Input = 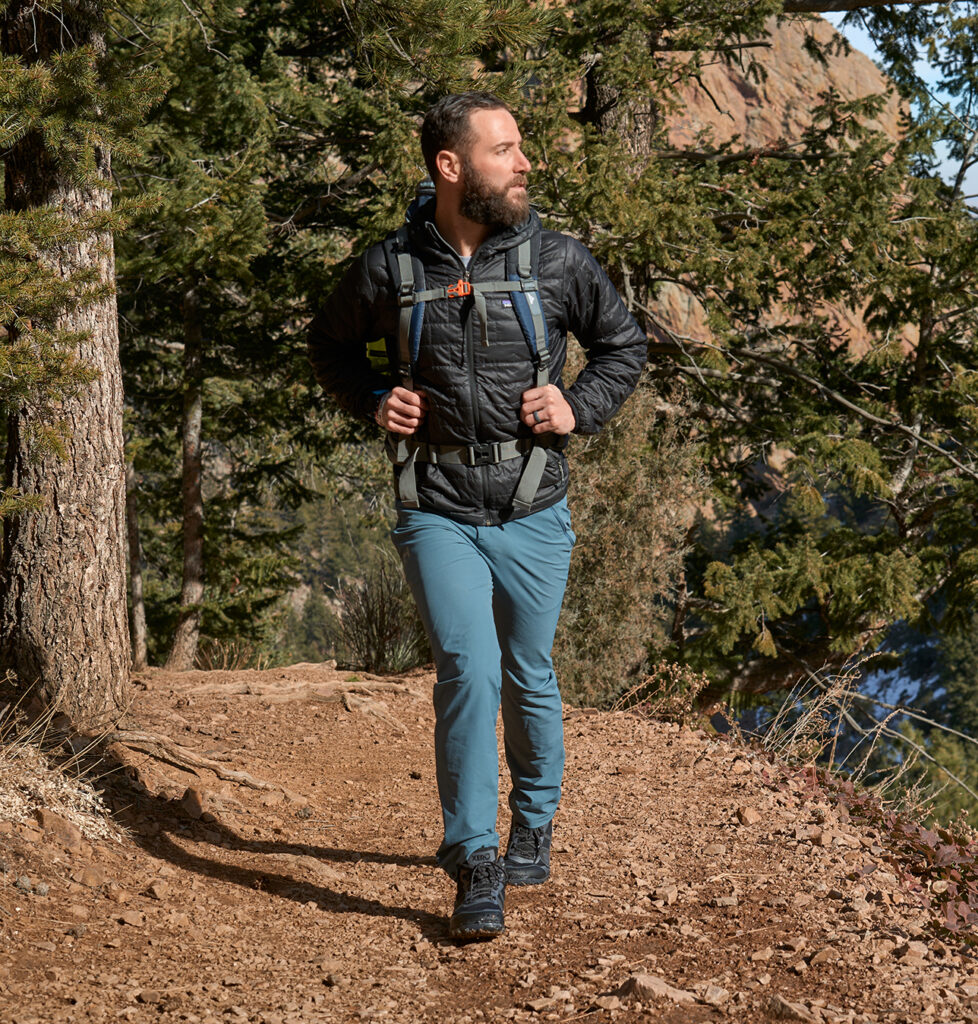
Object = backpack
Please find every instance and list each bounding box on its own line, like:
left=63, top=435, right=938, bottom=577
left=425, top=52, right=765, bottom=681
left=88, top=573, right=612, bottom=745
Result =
left=381, top=183, right=556, bottom=514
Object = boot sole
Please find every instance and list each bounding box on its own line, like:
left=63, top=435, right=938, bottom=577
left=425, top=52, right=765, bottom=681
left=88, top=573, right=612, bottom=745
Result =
left=449, top=919, right=505, bottom=939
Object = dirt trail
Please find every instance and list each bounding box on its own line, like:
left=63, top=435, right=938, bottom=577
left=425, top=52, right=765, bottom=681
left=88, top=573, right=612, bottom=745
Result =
left=1, top=664, right=975, bottom=1024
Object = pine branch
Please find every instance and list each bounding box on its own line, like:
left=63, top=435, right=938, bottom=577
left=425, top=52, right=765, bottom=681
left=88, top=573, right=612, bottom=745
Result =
left=782, top=1, right=937, bottom=11
left=655, top=145, right=820, bottom=165
left=648, top=337, right=978, bottom=486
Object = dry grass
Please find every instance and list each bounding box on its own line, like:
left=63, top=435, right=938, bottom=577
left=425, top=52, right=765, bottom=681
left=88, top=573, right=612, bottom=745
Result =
left=0, top=684, right=121, bottom=843
left=750, top=659, right=944, bottom=821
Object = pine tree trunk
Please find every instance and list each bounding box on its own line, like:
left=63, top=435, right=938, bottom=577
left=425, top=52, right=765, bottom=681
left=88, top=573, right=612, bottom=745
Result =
left=0, top=1, right=132, bottom=729
left=165, top=287, right=205, bottom=671
left=125, top=461, right=149, bottom=672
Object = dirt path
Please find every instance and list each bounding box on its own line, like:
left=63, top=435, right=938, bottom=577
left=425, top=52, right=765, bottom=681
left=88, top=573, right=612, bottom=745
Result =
left=1, top=664, right=975, bottom=1023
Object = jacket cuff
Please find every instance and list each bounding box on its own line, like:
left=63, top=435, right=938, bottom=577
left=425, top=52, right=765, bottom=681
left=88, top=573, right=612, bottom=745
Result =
left=561, top=388, right=593, bottom=434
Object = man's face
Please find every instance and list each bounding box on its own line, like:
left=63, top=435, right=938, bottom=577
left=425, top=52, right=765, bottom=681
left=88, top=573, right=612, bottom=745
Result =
left=457, top=107, right=532, bottom=229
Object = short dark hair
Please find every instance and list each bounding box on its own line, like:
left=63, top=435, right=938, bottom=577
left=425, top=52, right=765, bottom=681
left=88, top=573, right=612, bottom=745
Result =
left=420, top=92, right=510, bottom=181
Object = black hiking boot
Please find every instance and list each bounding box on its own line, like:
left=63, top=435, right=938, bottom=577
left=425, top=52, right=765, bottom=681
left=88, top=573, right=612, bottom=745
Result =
left=449, top=848, right=506, bottom=940
left=502, top=820, right=553, bottom=886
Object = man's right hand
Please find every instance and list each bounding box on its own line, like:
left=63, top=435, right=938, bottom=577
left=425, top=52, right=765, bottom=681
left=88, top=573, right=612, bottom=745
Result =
left=376, top=386, right=428, bottom=435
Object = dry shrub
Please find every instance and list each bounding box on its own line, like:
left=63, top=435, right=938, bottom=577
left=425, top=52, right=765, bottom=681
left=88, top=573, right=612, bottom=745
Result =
left=196, top=637, right=269, bottom=672
left=331, top=556, right=430, bottom=674
left=611, top=661, right=713, bottom=728
left=555, top=374, right=708, bottom=706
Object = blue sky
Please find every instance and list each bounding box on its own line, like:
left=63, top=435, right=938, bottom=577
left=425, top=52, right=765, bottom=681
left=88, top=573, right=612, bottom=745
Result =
left=822, top=11, right=978, bottom=197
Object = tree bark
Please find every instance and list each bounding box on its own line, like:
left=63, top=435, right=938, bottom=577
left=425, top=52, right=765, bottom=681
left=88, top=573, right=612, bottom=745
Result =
left=0, top=1, right=132, bottom=729
left=125, top=461, right=149, bottom=671
left=165, top=287, right=205, bottom=671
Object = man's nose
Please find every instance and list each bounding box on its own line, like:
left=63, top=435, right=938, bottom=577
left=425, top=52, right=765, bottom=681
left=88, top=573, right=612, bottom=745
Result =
left=515, top=148, right=531, bottom=173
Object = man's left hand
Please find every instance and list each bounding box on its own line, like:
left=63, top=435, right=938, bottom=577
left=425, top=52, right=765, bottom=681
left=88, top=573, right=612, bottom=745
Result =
left=520, top=385, right=575, bottom=435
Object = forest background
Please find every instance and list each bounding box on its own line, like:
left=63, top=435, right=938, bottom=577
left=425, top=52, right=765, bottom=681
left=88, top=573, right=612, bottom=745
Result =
left=2, top=1, right=978, bottom=828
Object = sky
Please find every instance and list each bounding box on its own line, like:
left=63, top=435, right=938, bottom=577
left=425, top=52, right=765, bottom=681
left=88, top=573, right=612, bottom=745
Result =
left=822, top=11, right=978, bottom=198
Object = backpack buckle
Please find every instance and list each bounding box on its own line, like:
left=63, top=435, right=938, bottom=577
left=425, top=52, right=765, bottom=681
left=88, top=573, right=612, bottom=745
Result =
left=447, top=279, right=472, bottom=298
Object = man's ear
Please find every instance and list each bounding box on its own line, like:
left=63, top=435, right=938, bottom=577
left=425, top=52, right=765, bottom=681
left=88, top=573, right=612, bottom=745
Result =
left=435, top=149, right=462, bottom=185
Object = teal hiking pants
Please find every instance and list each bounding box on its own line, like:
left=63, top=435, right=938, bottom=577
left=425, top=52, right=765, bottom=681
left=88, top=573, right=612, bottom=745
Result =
left=391, top=498, right=575, bottom=877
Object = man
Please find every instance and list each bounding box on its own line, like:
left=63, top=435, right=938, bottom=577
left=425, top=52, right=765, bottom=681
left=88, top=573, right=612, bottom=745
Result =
left=308, top=92, right=645, bottom=939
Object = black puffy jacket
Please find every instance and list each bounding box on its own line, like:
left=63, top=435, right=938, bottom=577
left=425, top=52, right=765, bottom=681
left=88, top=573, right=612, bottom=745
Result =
left=307, top=202, right=646, bottom=526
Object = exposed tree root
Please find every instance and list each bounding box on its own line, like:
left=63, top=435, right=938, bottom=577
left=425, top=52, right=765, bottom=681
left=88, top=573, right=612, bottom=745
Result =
left=103, top=730, right=299, bottom=799
left=93, top=676, right=419, bottom=804
left=341, top=692, right=406, bottom=733
left=184, top=679, right=419, bottom=703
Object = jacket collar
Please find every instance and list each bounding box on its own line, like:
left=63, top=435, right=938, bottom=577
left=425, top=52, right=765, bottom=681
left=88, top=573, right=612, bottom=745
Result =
left=406, top=196, right=539, bottom=263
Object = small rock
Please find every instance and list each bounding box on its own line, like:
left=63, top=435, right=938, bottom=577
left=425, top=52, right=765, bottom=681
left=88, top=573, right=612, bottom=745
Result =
left=136, top=990, right=162, bottom=1004
left=737, top=806, right=762, bottom=826
left=14, top=875, right=32, bottom=893
left=695, top=984, right=729, bottom=1006
left=146, top=881, right=170, bottom=900
left=766, top=993, right=815, bottom=1021
left=653, top=884, right=679, bottom=905
left=34, top=808, right=83, bottom=852
left=71, top=865, right=109, bottom=888
left=751, top=947, right=774, bottom=962
left=808, top=947, right=838, bottom=965
left=703, top=843, right=726, bottom=856
left=117, top=911, right=146, bottom=927
left=525, top=997, right=555, bottom=1011
left=618, top=973, right=695, bottom=1004
left=715, top=895, right=739, bottom=907
left=593, top=995, right=622, bottom=1010
left=181, top=788, right=206, bottom=819
left=35, top=882, right=49, bottom=897
left=780, top=936, right=807, bottom=953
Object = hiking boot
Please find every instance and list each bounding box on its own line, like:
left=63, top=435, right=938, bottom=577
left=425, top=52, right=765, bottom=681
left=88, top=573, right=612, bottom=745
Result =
left=502, top=819, right=553, bottom=886
left=449, top=848, right=506, bottom=939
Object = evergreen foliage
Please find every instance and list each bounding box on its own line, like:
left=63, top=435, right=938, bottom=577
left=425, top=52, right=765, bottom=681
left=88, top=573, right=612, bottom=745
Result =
left=1, top=11, right=162, bottom=516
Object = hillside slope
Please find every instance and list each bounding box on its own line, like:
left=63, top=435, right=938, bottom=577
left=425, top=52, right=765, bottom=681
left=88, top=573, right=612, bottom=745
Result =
left=1, top=665, right=974, bottom=1024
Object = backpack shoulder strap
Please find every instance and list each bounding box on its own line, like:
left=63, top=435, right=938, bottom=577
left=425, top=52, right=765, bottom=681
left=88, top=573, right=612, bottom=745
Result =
left=507, top=235, right=549, bottom=389
left=506, top=234, right=556, bottom=514
left=385, top=225, right=427, bottom=390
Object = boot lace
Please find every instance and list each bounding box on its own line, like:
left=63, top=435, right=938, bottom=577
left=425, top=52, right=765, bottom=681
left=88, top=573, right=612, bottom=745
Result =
left=467, top=859, right=505, bottom=898
left=508, top=824, right=546, bottom=860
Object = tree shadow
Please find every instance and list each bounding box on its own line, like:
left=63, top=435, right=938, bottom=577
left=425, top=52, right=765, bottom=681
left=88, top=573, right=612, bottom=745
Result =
left=99, top=765, right=450, bottom=942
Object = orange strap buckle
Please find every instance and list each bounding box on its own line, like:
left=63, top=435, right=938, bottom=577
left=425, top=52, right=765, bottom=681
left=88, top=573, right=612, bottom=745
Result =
left=447, top=279, right=472, bottom=298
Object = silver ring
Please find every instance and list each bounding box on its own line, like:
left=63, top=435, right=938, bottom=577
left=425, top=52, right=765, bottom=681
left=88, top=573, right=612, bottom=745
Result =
left=532, top=409, right=541, bottom=424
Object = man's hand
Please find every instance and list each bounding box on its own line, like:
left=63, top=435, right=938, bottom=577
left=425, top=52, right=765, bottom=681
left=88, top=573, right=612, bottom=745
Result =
left=376, top=386, right=428, bottom=435
left=520, top=385, right=575, bottom=435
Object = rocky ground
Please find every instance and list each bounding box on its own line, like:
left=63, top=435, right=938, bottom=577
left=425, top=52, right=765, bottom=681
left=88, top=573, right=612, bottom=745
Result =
left=1, top=663, right=976, bottom=1023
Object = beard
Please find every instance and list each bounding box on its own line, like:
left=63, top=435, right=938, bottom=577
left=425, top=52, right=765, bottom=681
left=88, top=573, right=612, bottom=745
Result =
left=459, top=159, right=530, bottom=229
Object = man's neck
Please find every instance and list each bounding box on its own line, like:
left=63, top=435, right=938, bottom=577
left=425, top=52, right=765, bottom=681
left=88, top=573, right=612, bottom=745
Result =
left=433, top=201, right=490, bottom=261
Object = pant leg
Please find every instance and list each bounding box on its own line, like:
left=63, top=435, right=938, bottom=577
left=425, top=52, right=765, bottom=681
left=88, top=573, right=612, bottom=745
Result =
left=481, top=499, right=575, bottom=828
left=391, top=508, right=502, bottom=877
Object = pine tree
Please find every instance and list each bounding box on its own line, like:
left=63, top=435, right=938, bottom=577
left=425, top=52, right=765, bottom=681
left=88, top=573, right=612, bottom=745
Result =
left=0, top=1, right=160, bottom=726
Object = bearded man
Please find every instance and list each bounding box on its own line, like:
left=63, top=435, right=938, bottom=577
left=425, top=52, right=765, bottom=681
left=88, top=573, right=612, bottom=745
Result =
left=308, top=92, right=645, bottom=939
